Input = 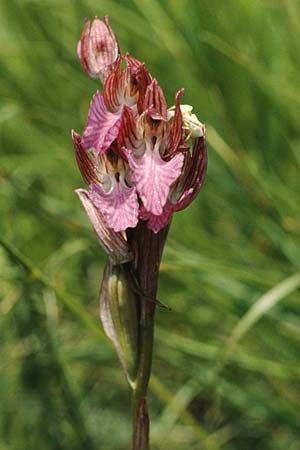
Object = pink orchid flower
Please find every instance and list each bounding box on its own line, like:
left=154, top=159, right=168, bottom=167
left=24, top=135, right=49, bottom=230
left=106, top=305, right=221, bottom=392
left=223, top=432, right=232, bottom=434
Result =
left=73, top=131, right=139, bottom=234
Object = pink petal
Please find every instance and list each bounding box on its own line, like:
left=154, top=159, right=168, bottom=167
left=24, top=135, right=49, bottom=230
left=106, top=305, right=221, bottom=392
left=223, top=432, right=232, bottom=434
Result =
left=90, top=181, right=139, bottom=232
left=82, top=91, right=122, bottom=155
left=126, top=147, right=184, bottom=216
left=75, top=189, right=132, bottom=264
left=139, top=202, right=174, bottom=234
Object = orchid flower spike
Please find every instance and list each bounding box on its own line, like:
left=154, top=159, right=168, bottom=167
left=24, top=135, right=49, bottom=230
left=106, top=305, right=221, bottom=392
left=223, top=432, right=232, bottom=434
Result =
left=74, top=16, right=207, bottom=236
left=72, top=17, right=208, bottom=449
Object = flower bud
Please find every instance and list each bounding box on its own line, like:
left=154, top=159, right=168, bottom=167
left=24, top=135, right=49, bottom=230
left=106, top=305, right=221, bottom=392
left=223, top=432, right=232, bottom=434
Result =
left=77, top=16, right=119, bottom=82
left=99, top=263, right=139, bottom=383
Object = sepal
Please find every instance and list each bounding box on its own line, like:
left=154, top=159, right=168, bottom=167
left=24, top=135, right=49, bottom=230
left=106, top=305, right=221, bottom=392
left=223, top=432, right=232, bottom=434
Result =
left=72, top=130, right=99, bottom=185
left=172, top=136, right=208, bottom=211
left=99, top=263, right=139, bottom=384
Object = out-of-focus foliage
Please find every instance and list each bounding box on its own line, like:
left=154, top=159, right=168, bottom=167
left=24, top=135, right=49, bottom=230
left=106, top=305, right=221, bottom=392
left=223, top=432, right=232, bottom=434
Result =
left=1, top=1, right=300, bottom=449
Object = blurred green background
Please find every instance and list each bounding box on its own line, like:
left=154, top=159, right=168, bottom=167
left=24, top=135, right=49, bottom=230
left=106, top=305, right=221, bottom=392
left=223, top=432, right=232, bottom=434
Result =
left=1, top=0, right=300, bottom=449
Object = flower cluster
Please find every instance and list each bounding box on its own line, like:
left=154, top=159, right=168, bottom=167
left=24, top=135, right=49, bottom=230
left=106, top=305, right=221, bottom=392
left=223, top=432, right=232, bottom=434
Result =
left=72, top=16, right=207, bottom=243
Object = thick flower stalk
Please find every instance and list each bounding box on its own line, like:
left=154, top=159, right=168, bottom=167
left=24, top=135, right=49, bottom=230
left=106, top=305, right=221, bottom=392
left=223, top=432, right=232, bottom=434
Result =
left=73, top=15, right=207, bottom=450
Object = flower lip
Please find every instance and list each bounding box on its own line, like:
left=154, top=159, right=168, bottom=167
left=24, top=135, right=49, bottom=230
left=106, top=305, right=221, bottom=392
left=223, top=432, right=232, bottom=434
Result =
left=90, top=174, right=139, bottom=232
left=124, top=144, right=184, bottom=216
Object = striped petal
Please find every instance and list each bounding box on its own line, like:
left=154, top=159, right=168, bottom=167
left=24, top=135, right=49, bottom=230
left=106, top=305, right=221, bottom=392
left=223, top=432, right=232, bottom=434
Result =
left=173, top=136, right=208, bottom=211
left=90, top=181, right=139, bottom=232
left=167, top=88, right=184, bottom=157
left=72, top=130, right=99, bottom=185
left=125, top=146, right=184, bottom=216
left=125, top=54, right=152, bottom=114
left=143, top=80, right=167, bottom=119
left=117, top=106, right=145, bottom=155
left=104, top=57, right=138, bottom=112
left=82, top=91, right=122, bottom=155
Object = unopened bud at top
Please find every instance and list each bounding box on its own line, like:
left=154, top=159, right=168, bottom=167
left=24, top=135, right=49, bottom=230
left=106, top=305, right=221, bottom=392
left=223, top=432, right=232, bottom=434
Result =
left=77, top=16, right=119, bottom=82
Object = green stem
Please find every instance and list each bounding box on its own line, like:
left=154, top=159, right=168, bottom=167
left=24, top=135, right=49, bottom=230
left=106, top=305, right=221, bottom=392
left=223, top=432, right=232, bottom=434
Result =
left=132, top=318, right=154, bottom=414
left=131, top=316, right=153, bottom=450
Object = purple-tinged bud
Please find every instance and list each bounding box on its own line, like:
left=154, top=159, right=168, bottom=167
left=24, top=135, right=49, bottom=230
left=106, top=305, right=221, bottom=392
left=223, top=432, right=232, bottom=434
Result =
left=77, top=16, right=119, bottom=82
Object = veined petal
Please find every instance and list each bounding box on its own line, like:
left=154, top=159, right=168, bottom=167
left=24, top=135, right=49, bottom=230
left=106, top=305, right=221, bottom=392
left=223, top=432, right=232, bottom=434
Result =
left=104, top=56, right=137, bottom=112
left=82, top=91, right=122, bottom=155
left=143, top=79, right=168, bottom=119
left=125, top=145, right=184, bottom=216
left=117, top=106, right=145, bottom=155
left=139, top=202, right=173, bottom=234
left=125, top=53, right=152, bottom=114
left=173, top=136, right=208, bottom=211
left=167, top=88, right=184, bottom=158
left=75, top=189, right=132, bottom=264
left=72, top=130, right=99, bottom=184
left=90, top=180, right=139, bottom=232
left=104, top=55, right=122, bottom=111
left=124, top=53, right=144, bottom=70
